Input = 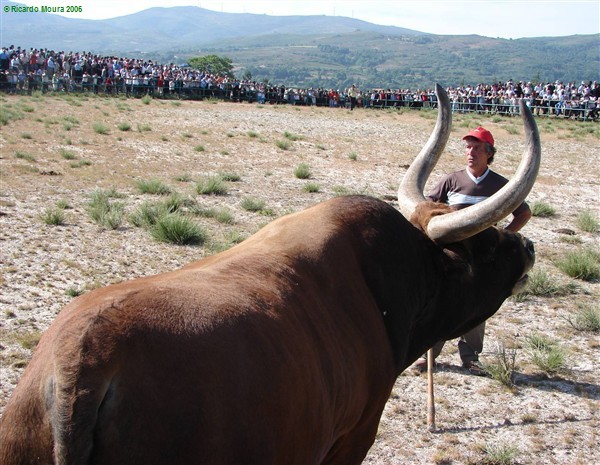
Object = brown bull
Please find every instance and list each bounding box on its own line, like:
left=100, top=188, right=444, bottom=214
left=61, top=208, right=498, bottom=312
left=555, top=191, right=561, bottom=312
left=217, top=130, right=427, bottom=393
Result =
left=0, top=85, right=540, bottom=465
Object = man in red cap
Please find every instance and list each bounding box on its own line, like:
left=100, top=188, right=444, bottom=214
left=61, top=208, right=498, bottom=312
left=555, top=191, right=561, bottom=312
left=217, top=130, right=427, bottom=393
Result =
left=411, top=126, right=532, bottom=375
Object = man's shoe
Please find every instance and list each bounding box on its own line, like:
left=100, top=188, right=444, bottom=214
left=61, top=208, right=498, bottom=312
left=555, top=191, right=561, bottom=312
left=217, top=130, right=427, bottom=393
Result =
left=410, top=358, right=434, bottom=374
left=463, top=360, right=488, bottom=376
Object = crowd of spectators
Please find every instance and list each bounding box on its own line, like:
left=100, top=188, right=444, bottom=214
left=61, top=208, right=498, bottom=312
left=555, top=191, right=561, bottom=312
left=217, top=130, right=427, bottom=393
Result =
left=1, top=46, right=598, bottom=120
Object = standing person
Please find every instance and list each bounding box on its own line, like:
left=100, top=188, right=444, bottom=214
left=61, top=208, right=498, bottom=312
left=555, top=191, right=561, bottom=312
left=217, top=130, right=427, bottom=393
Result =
left=29, top=49, right=37, bottom=72
left=347, top=84, right=358, bottom=110
left=0, top=48, right=9, bottom=72
left=411, top=126, right=532, bottom=376
left=46, top=53, right=55, bottom=80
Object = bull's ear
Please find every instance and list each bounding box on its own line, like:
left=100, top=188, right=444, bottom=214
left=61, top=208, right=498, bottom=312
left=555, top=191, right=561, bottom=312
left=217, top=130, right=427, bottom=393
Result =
left=441, top=244, right=473, bottom=276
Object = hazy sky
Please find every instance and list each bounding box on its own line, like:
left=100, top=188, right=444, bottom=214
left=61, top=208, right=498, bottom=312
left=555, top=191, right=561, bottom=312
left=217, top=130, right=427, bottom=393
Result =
left=5, top=0, right=600, bottom=39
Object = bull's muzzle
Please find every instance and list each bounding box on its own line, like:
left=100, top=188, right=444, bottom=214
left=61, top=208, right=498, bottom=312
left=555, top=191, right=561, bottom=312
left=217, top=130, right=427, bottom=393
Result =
left=511, top=236, right=535, bottom=295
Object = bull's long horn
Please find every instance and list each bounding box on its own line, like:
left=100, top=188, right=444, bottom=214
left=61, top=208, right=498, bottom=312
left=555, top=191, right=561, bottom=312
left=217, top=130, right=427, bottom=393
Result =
left=427, top=99, right=541, bottom=244
left=397, top=83, right=452, bottom=218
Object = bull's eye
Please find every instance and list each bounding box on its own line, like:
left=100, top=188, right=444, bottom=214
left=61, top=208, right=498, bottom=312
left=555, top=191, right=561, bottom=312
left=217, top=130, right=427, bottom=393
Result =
left=526, top=240, right=535, bottom=258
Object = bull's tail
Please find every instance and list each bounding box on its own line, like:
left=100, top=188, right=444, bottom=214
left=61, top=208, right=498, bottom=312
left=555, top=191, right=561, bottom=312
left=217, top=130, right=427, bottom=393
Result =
left=48, top=369, right=114, bottom=465
left=0, top=338, right=115, bottom=465
left=0, top=367, right=111, bottom=465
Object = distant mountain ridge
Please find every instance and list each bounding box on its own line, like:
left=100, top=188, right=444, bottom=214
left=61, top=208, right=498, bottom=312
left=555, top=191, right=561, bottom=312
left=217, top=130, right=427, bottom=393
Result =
left=1, top=1, right=598, bottom=88
left=1, top=1, right=425, bottom=52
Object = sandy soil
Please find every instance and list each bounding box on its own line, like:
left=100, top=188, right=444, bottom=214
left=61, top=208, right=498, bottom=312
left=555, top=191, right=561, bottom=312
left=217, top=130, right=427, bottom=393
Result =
left=0, top=94, right=598, bottom=464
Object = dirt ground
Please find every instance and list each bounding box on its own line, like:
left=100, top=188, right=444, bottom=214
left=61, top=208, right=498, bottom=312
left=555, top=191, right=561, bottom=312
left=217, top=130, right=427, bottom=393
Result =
left=0, top=93, right=598, bottom=464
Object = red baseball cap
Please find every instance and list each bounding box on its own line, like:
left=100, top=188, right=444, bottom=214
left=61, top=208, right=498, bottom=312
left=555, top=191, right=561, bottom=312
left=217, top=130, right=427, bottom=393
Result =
left=463, top=127, right=494, bottom=147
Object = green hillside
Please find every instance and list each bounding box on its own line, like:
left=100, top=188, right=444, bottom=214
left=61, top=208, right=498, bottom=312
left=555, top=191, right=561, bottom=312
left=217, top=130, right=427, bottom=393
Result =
left=177, top=32, right=599, bottom=89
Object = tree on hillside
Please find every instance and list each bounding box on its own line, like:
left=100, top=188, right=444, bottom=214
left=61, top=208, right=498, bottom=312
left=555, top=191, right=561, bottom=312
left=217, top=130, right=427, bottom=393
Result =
left=188, top=55, right=234, bottom=77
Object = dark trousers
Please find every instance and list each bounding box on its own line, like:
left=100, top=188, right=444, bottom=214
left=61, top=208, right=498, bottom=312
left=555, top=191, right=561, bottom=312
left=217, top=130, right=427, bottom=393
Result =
left=424, top=321, right=485, bottom=364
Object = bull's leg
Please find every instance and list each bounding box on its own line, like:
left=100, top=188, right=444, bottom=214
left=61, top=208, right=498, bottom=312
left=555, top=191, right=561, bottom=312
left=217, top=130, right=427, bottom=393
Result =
left=321, top=418, right=381, bottom=465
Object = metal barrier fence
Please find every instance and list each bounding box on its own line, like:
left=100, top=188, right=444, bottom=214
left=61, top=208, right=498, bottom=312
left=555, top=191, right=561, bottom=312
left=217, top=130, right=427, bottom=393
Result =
left=367, top=96, right=598, bottom=121
left=1, top=78, right=597, bottom=121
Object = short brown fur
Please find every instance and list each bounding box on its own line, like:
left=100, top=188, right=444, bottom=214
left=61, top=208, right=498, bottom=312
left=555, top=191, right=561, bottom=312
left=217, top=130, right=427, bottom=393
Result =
left=0, top=195, right=534, bottom=465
